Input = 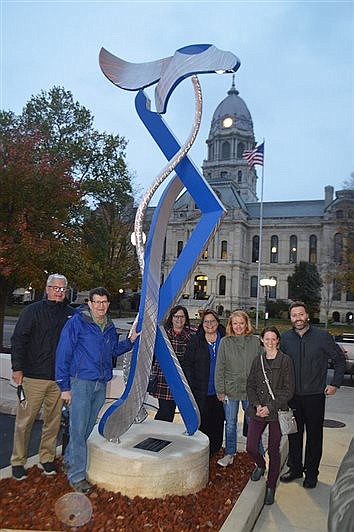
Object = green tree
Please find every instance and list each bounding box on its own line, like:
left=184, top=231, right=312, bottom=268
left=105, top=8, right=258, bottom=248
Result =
left=0, top=121, right=83, bottom=348
left=0, top=87, right=139, bottom=347
left=287, top=261, right=323, bottom=319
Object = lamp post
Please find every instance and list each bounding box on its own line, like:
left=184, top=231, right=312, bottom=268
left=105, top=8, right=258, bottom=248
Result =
left=118, top=288, right=124, bottom=317
left=259, top=278, right=276, bottom=327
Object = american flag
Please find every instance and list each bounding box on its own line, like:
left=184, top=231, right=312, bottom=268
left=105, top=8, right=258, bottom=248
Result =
left=243, top=142, right=264, bottom=167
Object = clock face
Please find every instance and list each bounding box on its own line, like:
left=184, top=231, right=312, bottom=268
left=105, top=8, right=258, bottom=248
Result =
left=222, top=117, right=233, bottom=128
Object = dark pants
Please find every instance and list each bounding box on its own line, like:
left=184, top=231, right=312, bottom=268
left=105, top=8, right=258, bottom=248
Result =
left=199, top=394, right=225, bottom=455
left=247, top=418, right=282, bottom=489
left=288, top=393, right=326, bottom=479
left=155, top=398, right=176, bottom=422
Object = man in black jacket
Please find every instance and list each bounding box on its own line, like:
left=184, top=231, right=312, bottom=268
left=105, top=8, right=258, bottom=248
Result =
left=11, top=273, right=73, bottom=480
left=280, top=301, right=345, bottom=489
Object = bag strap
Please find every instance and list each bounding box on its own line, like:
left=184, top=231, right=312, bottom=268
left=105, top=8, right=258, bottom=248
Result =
left=260, top=355, right=275, bottom=401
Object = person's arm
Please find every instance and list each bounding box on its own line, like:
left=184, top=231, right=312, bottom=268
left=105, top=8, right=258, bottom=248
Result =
left=114, top=319, right=140, bottom=356
left=181, top=335, right=197, bottom=386
left=246, top=357, right=261, bottom=409
left=55, top=317, right=77, bottom=394
left=274, top=355, right=295, bottom=411
left=326, top=335, right=346, bottom=394
left=215, top=339, right=226, bottom=401
left=11, top=307, right=33, bottom=383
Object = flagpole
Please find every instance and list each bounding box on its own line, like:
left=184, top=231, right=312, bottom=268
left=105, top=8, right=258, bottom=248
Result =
left=255, top=139, right=265, bottom=331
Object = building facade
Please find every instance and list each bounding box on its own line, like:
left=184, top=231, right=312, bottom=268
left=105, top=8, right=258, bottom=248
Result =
left=161, top=80, right=354, bottom=323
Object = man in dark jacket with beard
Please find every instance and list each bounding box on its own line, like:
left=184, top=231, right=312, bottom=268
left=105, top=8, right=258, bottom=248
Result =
left=11, top=273, right=73, bottom=480
left=280, top=301, right=345, bottom=489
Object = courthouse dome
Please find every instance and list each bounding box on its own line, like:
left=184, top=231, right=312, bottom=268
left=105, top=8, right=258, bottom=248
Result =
left=210, top=80, right=253, bottom=133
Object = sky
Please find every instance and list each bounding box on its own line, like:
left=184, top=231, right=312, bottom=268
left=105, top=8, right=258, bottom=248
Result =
left=1, top=0, right=353, bottom=205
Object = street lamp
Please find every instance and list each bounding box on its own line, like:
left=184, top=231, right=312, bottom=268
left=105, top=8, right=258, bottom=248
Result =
left=259, top=278, right=276, bottom=327
left=118, top=288, right=124, bottom=318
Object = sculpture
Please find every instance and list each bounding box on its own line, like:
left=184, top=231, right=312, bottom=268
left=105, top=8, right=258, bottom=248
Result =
left=98, top=44, right=240, bottom=441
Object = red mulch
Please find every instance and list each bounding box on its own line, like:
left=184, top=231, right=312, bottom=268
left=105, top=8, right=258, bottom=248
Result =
left=0, top=451, right=254, bottom=531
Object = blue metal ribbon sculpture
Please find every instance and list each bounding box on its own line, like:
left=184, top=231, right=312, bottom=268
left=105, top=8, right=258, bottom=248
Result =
left=98, top=44, right=240, bottom=441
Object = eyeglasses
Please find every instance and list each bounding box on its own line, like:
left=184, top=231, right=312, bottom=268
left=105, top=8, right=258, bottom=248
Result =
left=173, top=314, right=185, bottom=320
left=48, top=285, right=67, bottom=293
left=90, top=300, right=109, bottom=305
left=203, top=319, right=217, bottom=325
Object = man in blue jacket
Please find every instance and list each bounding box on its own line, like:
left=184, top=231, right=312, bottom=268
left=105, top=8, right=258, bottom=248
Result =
left=56, top=286, right=139, bottom=493
left=280, top=301, right=345, bottom=489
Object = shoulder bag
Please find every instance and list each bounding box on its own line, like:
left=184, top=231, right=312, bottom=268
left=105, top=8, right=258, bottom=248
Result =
left=260, top=355, right=297, bottom=435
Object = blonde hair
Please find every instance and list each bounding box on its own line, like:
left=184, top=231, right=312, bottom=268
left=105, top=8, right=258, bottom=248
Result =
left=226, top=310, right=254, bottom=336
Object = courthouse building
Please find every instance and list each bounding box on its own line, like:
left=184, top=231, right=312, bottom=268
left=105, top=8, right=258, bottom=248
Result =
left=160, top=80, right=354, bottom=323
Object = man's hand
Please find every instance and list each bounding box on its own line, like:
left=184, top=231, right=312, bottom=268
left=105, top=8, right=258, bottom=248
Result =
left=325, top=385, right=337, bottom=396
left=217, top=393, right=225, bottom=402
left=61, top=391, right=72, bottom=405
left=12, top=371, right=23, bottom=385
left=129, top=318, right=141, bottom=343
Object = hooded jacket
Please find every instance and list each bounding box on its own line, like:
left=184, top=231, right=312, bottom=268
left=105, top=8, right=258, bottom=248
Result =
left=55, top=307, right=133, bottom=391
left=11, top=297, right=74, bottom=380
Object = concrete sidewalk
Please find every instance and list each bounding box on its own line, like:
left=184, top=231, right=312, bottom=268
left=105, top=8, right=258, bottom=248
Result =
left=1, top=362, right=353, bottom=531
left=247, top=384, right=354, bottom=532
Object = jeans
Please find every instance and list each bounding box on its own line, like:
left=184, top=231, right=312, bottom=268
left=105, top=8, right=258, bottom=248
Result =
left=224, top=398, right=249, bottom=454
left=65, top=378, right=106, bottom=483
left=224, top=398, right=265, bottom=455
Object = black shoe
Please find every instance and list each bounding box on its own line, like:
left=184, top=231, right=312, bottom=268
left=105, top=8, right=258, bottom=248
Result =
left=251, top=466, right=265, bottom=481
left=38, top=462, right=57, bottom=476
left=303, top=477, right=317, bottom=489
left=12, top=465, right=27, bottom=481
left=264, top=487, right=275, bottom=505
left=70, top=479, right=92, bottom=493
left=280, top=469, right=303, bottom=483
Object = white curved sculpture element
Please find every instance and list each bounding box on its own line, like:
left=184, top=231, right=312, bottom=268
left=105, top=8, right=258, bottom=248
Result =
left=99, top=44, right=239, bottom=113
left=134, top=75, right=202, bottom=273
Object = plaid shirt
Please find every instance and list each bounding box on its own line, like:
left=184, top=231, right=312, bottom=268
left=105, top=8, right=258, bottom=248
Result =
left=151, top=326, right=192, bottom=401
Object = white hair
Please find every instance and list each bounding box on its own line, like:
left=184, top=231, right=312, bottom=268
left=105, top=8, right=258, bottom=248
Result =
left=46, top=273, right=68, bottom=287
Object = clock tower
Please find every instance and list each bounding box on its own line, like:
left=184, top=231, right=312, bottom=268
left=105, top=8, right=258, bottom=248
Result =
left=202, top=77, right=258, bottom=202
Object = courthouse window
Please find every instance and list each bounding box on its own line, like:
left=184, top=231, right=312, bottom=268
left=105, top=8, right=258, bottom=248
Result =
left=309, top=235, right=317, bottom=264
left=289, top=235, right=297, bottom=263
left=177, top=241, right=183, bottom=257
left=219, top=275, right=226, bottom=296
left=270, top=235, right=278, bottom=263
left=221, top=241, right=228, bottom=259
left=252, top=235, right=259, bottom=263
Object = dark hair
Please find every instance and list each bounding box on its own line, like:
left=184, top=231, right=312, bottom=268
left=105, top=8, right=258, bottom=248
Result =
left=260, top=326, right=281, bottom=343
left=289, top=301, right=308, bottom=314
left=89, top=287, right=111, bottom=302
left=201, top=309, right=220, bottom=325
left=165, top=305, right=190, bottom=329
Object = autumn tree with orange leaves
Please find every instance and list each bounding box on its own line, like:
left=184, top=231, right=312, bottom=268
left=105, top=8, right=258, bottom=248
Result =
left=0, top=87, right=138, bottom=348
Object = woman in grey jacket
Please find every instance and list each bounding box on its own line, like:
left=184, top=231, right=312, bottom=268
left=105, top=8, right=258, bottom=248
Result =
left=215, top=310, right=263, bottom=467
left=246, top=326, right=295, bottom=505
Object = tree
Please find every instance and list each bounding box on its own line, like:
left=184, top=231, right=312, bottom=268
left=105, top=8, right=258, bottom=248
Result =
left=0, top=121, right=83, bottom=349
left=287, top=261, right=323, bottom=319
left=0, top=86, right=138, bottom=347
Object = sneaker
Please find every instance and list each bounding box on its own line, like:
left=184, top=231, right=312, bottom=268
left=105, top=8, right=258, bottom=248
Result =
left=61, top=462, right=69, bottom=474
left=217, top=454, right=234, bottom=467
left=70, top=479, right=92, bottom=493
left=12, top=465, right=27, bottom=481
left=38, top=462, right=57, bottom=476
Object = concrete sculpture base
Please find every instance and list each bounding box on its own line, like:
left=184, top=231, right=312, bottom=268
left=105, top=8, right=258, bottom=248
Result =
left=87, top=419, right=209, bottom=499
